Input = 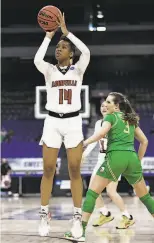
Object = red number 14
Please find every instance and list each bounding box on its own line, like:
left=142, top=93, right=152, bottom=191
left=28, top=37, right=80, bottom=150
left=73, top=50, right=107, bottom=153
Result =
left=59, top=89, right=72, bottom=104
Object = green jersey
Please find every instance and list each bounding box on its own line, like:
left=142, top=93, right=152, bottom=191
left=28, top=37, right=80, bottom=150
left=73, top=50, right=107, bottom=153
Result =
left=103, top=112, right=136, bottom=152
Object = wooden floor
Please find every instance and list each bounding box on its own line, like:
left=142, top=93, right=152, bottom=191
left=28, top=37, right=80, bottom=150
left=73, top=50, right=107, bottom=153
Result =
left=1, top=196, right=154, bottom=243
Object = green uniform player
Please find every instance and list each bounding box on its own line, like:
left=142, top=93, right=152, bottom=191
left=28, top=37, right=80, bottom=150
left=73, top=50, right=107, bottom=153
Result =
left=96, top=112, right=143, bottom=185
left=70, top=92, right=154, bottom=242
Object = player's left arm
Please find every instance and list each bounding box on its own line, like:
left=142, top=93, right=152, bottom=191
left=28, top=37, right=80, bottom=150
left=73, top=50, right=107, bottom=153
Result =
left=67, top=33, right=90, bottom=74
left=84, top=121, right=111, bottom=147
left=135, top=127, right=148, bottom=160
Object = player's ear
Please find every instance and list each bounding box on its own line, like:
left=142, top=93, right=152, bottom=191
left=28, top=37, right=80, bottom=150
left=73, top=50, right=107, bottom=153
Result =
left=70, top=52, right=73, bottom=59
left=115, top=104, right=119, bottom=110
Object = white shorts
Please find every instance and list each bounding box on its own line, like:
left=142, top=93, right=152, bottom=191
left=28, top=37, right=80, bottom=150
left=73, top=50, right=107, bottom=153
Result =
left=91, top=153, right=121, bottom=181
left=40, top=114, right=83, bottom=149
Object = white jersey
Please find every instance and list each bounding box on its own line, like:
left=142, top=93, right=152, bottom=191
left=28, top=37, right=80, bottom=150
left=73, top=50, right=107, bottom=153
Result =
left=34, top=32, right=90, bottom=113
left=83, top=119, right=107, bottom=158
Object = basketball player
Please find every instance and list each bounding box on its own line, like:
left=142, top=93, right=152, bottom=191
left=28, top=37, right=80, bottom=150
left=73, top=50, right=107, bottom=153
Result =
left=72, top=92, right=154, bottom=241
left=34, top=12, right=90, bottom=237
left=82, top=101, right=133, bottom=229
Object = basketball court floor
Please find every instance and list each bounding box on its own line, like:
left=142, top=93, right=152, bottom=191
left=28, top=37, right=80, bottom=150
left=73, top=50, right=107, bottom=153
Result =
left=1, top=196, right=154, bottom=243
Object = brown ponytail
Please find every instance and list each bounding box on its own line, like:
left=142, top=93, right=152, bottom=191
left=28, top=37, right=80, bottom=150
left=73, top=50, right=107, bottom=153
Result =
left=109, top=92, right=139, bottom=126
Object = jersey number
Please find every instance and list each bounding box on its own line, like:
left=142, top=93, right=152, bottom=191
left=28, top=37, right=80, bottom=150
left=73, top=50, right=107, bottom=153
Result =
left=123, top=121, right=130, bottom=134
left=59, top=89, right=72, bottom=104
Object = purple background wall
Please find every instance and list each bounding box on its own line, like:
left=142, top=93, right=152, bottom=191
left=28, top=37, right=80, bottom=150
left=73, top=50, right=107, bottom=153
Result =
left=1, top=118, right=154, bottom=158
left=1, top=120, right=88, bottom=158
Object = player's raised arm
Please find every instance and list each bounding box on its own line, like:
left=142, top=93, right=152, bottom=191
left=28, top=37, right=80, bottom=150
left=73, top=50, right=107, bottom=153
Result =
left=57, top=12, right=90, bottom=74
left=67, top=33, right=90, bottom=74
left=34, top=31, right=55, bottom=75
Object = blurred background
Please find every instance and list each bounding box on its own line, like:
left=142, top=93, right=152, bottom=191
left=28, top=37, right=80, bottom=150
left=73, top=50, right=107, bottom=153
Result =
left=1, top=0, right=154, bottom=197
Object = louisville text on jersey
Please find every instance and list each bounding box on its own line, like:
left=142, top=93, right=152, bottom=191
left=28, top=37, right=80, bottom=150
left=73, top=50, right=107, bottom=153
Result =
left=52, top=80, right=77, bottom=87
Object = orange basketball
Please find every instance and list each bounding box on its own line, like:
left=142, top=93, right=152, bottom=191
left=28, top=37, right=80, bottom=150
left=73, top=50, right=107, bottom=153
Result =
left=37, top=5, right=61, bottom=32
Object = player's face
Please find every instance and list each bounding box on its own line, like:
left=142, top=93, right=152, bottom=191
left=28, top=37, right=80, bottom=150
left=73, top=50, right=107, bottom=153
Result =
left=55, top=40, right=72, bottom=62
left=105, top=95, right=119, bottom=113
left=100, top=102, right=107, bottom=117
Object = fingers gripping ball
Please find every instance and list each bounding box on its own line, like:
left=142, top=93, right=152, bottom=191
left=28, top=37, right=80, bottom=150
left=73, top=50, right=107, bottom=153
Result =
left=37, top=5, right=61, bottom=32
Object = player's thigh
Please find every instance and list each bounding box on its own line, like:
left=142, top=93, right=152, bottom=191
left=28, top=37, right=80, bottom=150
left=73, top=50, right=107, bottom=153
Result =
left=43, top=143, right=59, bottom=172
left=123, top=152, right=143, bottom=185
left=40, top=115, right=62, bottom=148
left=133, top=178, right=149, bottom=198
left=89, top=155, right=105, bottom=187
left=96, top=151, right=127, bottom=182
left=90, top=161, right=102, bottom=183
left=106, top=180, right=118, bottom=194
left=64, top=115, right=83, bottom=149
left=90, top=175, right=111, bottom=195
left=67, top=141, right=83, bottom=170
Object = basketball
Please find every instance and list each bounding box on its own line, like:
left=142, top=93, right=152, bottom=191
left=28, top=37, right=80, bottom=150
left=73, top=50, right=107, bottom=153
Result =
left=37, top=5, right=61, bottom=32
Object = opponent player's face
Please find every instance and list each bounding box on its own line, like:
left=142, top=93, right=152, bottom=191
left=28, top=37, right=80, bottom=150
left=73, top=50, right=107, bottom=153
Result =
left=55, top=40, right=72, bottom=62
left=106, top=95, right=119, bottom=113
left=100, top=102, right=107, bottom=117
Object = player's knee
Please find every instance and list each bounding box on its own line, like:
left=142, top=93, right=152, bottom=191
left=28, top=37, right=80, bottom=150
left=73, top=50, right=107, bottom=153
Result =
left=43, top=162, right=55, bottom=178
left=140, top=193, right=154, bottom=214
left=82, top=189, right=99, bottom=213
left=69, top=163, right=81, bottom=179
left=106, top=187, right=117, bottom=198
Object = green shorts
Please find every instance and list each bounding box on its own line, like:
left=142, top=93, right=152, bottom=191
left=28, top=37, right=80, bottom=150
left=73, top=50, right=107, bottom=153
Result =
left=96, top=151, right=143, bottom=185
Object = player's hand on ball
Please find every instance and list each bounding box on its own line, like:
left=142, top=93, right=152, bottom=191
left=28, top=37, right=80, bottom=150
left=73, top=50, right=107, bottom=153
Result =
left=46, top=31, right=56, bottom=39
left=57, top=12, right=69, bottom=36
